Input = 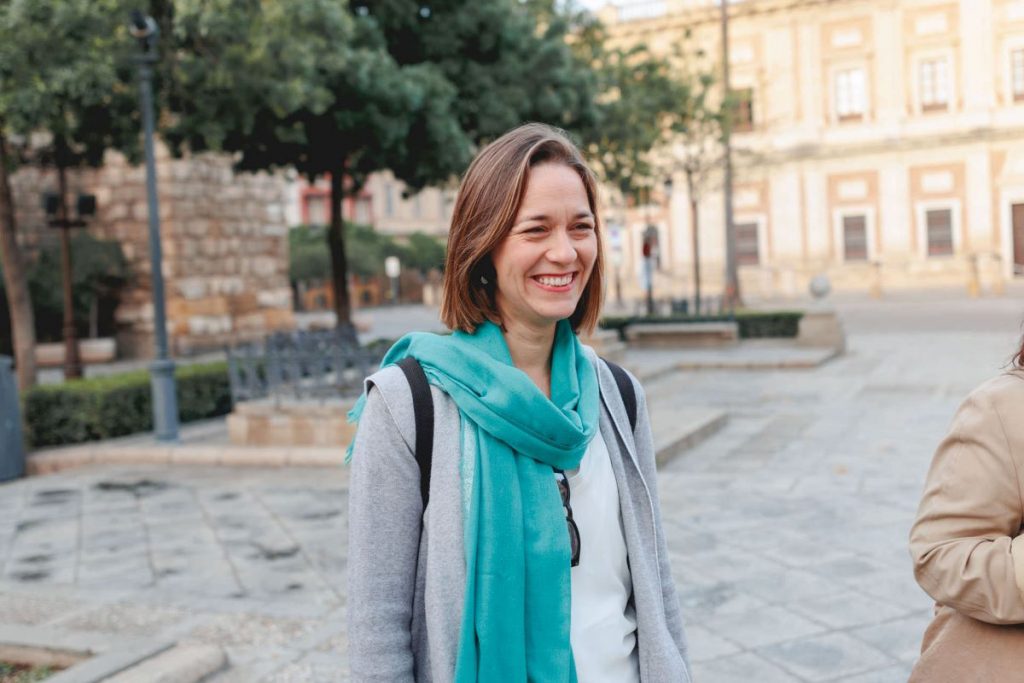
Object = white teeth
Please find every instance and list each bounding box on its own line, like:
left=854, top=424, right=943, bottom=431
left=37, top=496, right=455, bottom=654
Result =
left=536, top=274, right=572, bottom=287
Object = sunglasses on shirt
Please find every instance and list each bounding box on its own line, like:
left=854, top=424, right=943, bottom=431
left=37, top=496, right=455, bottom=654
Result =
left=553, top=468, right=581, bottom=567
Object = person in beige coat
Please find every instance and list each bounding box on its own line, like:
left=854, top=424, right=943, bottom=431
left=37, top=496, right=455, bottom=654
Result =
left=908, top=344, right=1024, bottom=682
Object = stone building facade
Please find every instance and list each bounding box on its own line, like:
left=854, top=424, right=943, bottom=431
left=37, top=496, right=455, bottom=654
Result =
left=10, top=145, right=294, bottom=359
left=286, top=169, right=456, bottom=238
left=597, top=0, right=1024, bottom=301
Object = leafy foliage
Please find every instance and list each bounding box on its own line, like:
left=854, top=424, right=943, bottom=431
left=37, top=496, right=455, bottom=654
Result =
left=401, top=231, right=446, bottom=273
left=574, top=33, right=691, bottom=201
left=352, top=0, right=599, bottom=155
left=0, top=0, right=142, bottom=167
left=667, top=34, right=727, bottom=200
left=25, top=233, right=129, bottom=342
left=21, top=361, right=231, bottom=448
left=289, top=223, right=445, bottom=282
left=166, top=0, right=470, bottom=191
left=288, top=225, right=333, bottom=284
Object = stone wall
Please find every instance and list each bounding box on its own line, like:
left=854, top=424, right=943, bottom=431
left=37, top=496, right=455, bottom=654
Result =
left=10, top=144, right=294, bottom=359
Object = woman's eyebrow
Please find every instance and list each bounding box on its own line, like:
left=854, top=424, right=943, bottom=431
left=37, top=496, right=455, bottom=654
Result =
left=515, top=211, right=594, bottom=224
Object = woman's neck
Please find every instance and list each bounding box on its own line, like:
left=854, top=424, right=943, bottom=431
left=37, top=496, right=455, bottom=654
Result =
left=502, top=320, right=556, bottom=397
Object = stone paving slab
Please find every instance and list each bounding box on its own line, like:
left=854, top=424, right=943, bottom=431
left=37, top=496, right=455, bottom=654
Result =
left=26, top=406, right=727, bottom=477
left=1, top=321, right=1019, bottom=682
left=102, top=643, right=226, bottom=683
left=624, top=340, right=840, bottom=383
left=0, top=622, right=175, bottom=683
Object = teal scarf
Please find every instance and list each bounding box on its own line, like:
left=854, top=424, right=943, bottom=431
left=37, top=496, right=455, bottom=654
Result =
left=347, top=319, right=599, bottom=681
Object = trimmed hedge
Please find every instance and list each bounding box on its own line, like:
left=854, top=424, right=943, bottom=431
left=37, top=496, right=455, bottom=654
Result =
left=22, top=361, right=231, bottom=449
left=735, top=311, right=803, bottom=338
left=599, top=310, right=804, bottom=340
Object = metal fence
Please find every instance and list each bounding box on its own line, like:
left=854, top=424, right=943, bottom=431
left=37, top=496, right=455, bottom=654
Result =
left=226, top=329, right=384, bottom=406
left=0, top=356, right=25, bottom=482
left=669, top=295, right=736, bottom=318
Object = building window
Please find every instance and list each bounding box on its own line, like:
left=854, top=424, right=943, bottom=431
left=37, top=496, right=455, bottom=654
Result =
left=385, top=183, right=395, bottom=217
left=834, top=68, right=866, bottom=122
left=926, top=208, right=954, bottom=256
left=919, top=57, right=950, bottom=112
left=355, top=197, right=372, bottom=225
left=1012, top=49, right=1024, bottom=102
left=305, top=194, right=328, bottom=226
left=731, top=88, right=754, bottom=132
left=735, top=222, right=760, bottom=265
left=412, top=193, right=422, bottom=219
left=842, top=214, right=868, bottom=261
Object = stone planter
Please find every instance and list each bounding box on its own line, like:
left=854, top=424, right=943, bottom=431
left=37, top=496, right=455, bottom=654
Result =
left=227, top=398, right=358, bottom=447
left=35, top=337, right=117, bottom=367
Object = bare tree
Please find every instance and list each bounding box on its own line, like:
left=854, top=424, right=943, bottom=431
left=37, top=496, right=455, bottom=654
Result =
left=665, top=38, right=727, bottom=309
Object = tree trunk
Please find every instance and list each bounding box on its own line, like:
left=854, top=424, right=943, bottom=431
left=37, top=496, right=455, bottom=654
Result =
left=327, top=171, right=356, bottom=342
left=56, top=163, right=82, bottom=379
left=0, top=133, right=37, bottom=390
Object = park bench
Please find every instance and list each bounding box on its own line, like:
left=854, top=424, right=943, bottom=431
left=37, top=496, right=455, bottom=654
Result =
left=626, top=321, right=740, bottom=348
left=225, top=329, right=381, bottom=447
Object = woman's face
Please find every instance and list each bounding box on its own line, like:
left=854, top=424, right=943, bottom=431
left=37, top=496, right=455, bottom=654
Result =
left=490, top=162, right=598, bottom=333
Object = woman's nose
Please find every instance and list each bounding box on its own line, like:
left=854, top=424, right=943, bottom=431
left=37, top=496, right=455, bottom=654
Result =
left=546, top=229, right=577, bottom=264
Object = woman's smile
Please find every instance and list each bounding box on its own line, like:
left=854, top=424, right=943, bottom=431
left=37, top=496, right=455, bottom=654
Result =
left=532, top=271, right=578, bottom=292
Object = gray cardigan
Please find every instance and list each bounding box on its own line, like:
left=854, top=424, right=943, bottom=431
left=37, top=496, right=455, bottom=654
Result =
left=346, top=347, right=692, bottom=682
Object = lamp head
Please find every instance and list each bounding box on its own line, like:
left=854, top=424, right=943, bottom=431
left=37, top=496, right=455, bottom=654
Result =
left=129, top=11, right=159, bottom=48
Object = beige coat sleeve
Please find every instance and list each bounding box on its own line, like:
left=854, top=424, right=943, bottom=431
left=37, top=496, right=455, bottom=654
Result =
left=909, top=376, right=1024, bottom=625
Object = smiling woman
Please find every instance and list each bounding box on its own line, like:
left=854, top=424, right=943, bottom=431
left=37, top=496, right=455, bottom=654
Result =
left=440, top=124, right=604, bottom=338
left=346, top=123, right=693, bottom=683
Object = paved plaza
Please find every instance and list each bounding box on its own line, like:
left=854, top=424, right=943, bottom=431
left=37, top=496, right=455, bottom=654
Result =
left=1, top=292, right=1022, bottom=681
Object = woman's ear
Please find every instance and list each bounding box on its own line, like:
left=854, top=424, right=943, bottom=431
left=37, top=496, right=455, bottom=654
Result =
left=473, top=259, right=496, bottom=290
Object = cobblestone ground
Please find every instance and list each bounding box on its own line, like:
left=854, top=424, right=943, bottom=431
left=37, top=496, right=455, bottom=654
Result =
left=648, top=293, right=1022, bottom=681
left=1, top=295, right=1021, bottom=682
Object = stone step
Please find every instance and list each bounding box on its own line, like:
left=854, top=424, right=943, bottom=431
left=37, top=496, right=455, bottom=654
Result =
left=650, top=406, right=729, bottom=467
left=102, top=643, right=227, bottom=683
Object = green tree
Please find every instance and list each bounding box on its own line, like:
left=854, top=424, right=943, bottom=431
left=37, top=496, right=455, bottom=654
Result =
left=166, top=0, right=599, bottom=333
left=668, top=47, right=726, bottom=305
left=570, top=20, right=692, bottom=204
left=288, top=225, right=333, bottom=285
left=400, top=232, right=446, bottom=274
left=0, top=0, right=141, bottom=384
left=27, top=233, right=129, bottom=342
left=164, top=0, right=470, bottom=336
left=352, top=0, right=599, bottom=148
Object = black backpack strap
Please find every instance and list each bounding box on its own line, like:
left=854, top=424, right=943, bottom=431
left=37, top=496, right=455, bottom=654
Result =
left=602, top=358, right=638, bottom=433
left=397, top=357, right=433, bottom=511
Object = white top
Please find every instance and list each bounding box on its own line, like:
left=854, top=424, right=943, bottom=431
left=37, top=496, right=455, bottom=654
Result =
left=564, top=431, right=641, bottom=683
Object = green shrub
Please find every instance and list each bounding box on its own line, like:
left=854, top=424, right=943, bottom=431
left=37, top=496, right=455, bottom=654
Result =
left=22, top=362, right=231, bottom=449
left=598, top=310, right=804, bottom=340
left=735, top=310, right=803, bottom=338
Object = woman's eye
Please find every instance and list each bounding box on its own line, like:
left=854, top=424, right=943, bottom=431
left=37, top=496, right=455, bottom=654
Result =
left=574, top=223, right=594, bottom=231
left=525, top=226, right=546, bottom=234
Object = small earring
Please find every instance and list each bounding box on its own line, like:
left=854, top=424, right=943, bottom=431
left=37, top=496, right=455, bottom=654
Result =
left=480, top=275, right=489, bottom=285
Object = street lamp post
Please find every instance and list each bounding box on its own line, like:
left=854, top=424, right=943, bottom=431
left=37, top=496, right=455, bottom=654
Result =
left=720, top=0, right=741, bottom=307
left=666, top=173, right=703, bottom=312
left=608, top=220, right=624, bottom=308
left=130, top=11, right=178, bottom=442
left=385, top=255, right=401, bottom=305
left=642, top=223, right=659, bottom=316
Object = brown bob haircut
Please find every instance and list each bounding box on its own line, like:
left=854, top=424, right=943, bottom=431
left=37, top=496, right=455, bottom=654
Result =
left=440, top=123, right=604, bottom=335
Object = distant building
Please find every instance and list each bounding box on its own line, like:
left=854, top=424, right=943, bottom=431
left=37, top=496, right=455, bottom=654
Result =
left=10, top=148, right=294, bottom=359
left=597, top=0, right=1024, bottom=300
left=287, top=170, right=455, bottom=238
